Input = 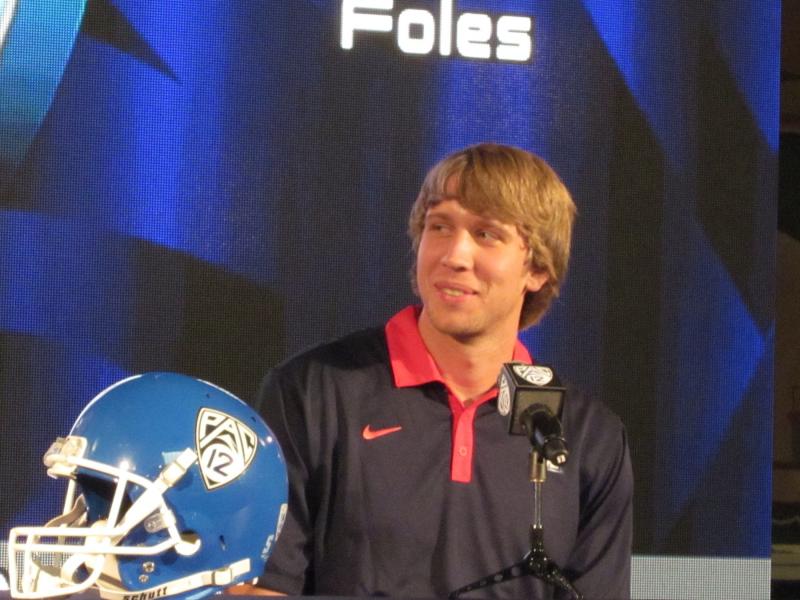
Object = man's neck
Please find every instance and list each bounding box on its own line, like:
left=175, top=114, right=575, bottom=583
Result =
left=418, top=316, right=519, bottom=405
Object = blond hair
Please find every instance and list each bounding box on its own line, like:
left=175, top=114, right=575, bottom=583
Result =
left=408, top=143, right=576, bottom=328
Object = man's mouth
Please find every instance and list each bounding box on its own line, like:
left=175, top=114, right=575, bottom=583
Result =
left=442, top=288, right=467, bottom=297
left=436, top=283, right=476, bottom=298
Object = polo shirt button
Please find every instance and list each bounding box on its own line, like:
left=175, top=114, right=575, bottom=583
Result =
left=458, top=446, right=468, bottom=457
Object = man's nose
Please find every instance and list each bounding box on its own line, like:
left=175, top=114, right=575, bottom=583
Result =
left=441, top=230, right=475, bottom=270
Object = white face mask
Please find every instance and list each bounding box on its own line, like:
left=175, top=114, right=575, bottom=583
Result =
left=8, top=436, right=201, bottom=599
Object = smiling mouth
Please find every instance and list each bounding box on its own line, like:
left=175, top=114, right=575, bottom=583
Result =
left=436, top=284, right=476, bottom=298
left=442, top=288, right=468, bottom=297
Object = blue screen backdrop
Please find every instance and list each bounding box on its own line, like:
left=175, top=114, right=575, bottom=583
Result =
left=0, top=0, right=778, bottom=589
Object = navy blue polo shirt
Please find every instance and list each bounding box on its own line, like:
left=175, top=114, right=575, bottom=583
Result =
left=256, top=306, right=632, bottom=598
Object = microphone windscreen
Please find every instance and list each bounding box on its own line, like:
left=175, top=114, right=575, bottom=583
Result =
left=498, top=363, right=565, bottom=436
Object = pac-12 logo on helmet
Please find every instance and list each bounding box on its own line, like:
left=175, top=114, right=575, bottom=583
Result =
left=196, top=408, right=258, bottom=490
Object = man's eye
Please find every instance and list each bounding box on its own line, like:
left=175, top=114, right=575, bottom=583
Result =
left=427, top=222, right=449, bottom=233
left=476, top=230, right=500, bottom=242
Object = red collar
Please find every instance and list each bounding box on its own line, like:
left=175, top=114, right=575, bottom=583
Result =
left=385, top=306, right=532, bottom=388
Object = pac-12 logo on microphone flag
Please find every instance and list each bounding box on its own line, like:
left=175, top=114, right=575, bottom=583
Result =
left=512, top=364, right=554, bottom=386
left=498, top=374, right=512, bottom=416
left=196, top=407, right=258, bottom=490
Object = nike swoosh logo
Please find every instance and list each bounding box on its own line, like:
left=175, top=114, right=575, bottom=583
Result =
left=362, top=424, right=403, bottom=440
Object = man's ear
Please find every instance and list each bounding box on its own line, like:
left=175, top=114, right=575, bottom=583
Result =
left=525, top=269, right=548, bottom=294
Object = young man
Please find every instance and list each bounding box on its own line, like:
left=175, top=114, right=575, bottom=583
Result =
left=247, top=143, right=632, bottom=598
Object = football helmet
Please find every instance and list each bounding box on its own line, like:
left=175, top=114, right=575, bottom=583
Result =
left=8, top=372, right=288, bottom=600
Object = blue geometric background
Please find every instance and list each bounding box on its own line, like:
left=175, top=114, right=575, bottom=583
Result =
left=0, top=0, right=778, bottom=566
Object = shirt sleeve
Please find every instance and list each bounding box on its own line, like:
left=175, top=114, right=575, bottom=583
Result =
left=561, top=416, right=633, bottom=599
left=253, top=365, right=317, bottom=595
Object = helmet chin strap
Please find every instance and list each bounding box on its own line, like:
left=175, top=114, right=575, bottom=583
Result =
left=44, top=494, right=87, bottom=528
left=115, top=448, right=199, bottom=540
left=59, top=550, right=106, bottom=591
left=93, top=558, right=251, bottom=600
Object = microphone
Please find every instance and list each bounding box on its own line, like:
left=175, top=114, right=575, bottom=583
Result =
left=497, top=363, right=568, bottom=465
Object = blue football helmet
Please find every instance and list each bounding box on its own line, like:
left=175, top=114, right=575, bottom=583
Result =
left=8, top=373, right=287, bottom=600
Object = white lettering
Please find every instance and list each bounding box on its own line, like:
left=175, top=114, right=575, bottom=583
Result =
left=397, top=9, right=436, bottom=55
left=439, top=0, right=453, bottom=56
left=456, top=13, right=492, bottom=60
left=496, top=15, right=532, bottom=62
left=340, top=0, right=534, bottom=63
left=122, top=588, right=168, bottom=600
left=341, top=0, right=394, bottom=50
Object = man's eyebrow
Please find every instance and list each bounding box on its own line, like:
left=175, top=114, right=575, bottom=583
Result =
left=424, top=206, right=451, bottom=218
left=426, top=204, right=447, bottom=212
left=477, top=215, right=506, bottom=225
left=472, top=214, right=514, bottom=230
left=424, top=210, right=513, bottom=233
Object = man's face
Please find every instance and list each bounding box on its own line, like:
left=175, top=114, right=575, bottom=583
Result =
left=415, top=187, right=547, bottom=343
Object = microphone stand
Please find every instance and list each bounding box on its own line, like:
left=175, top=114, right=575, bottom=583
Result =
left=448, top=450, right=582, bottom=599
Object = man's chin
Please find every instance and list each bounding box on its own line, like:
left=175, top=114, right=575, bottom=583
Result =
left=427, top=315, right=483, bottom=341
